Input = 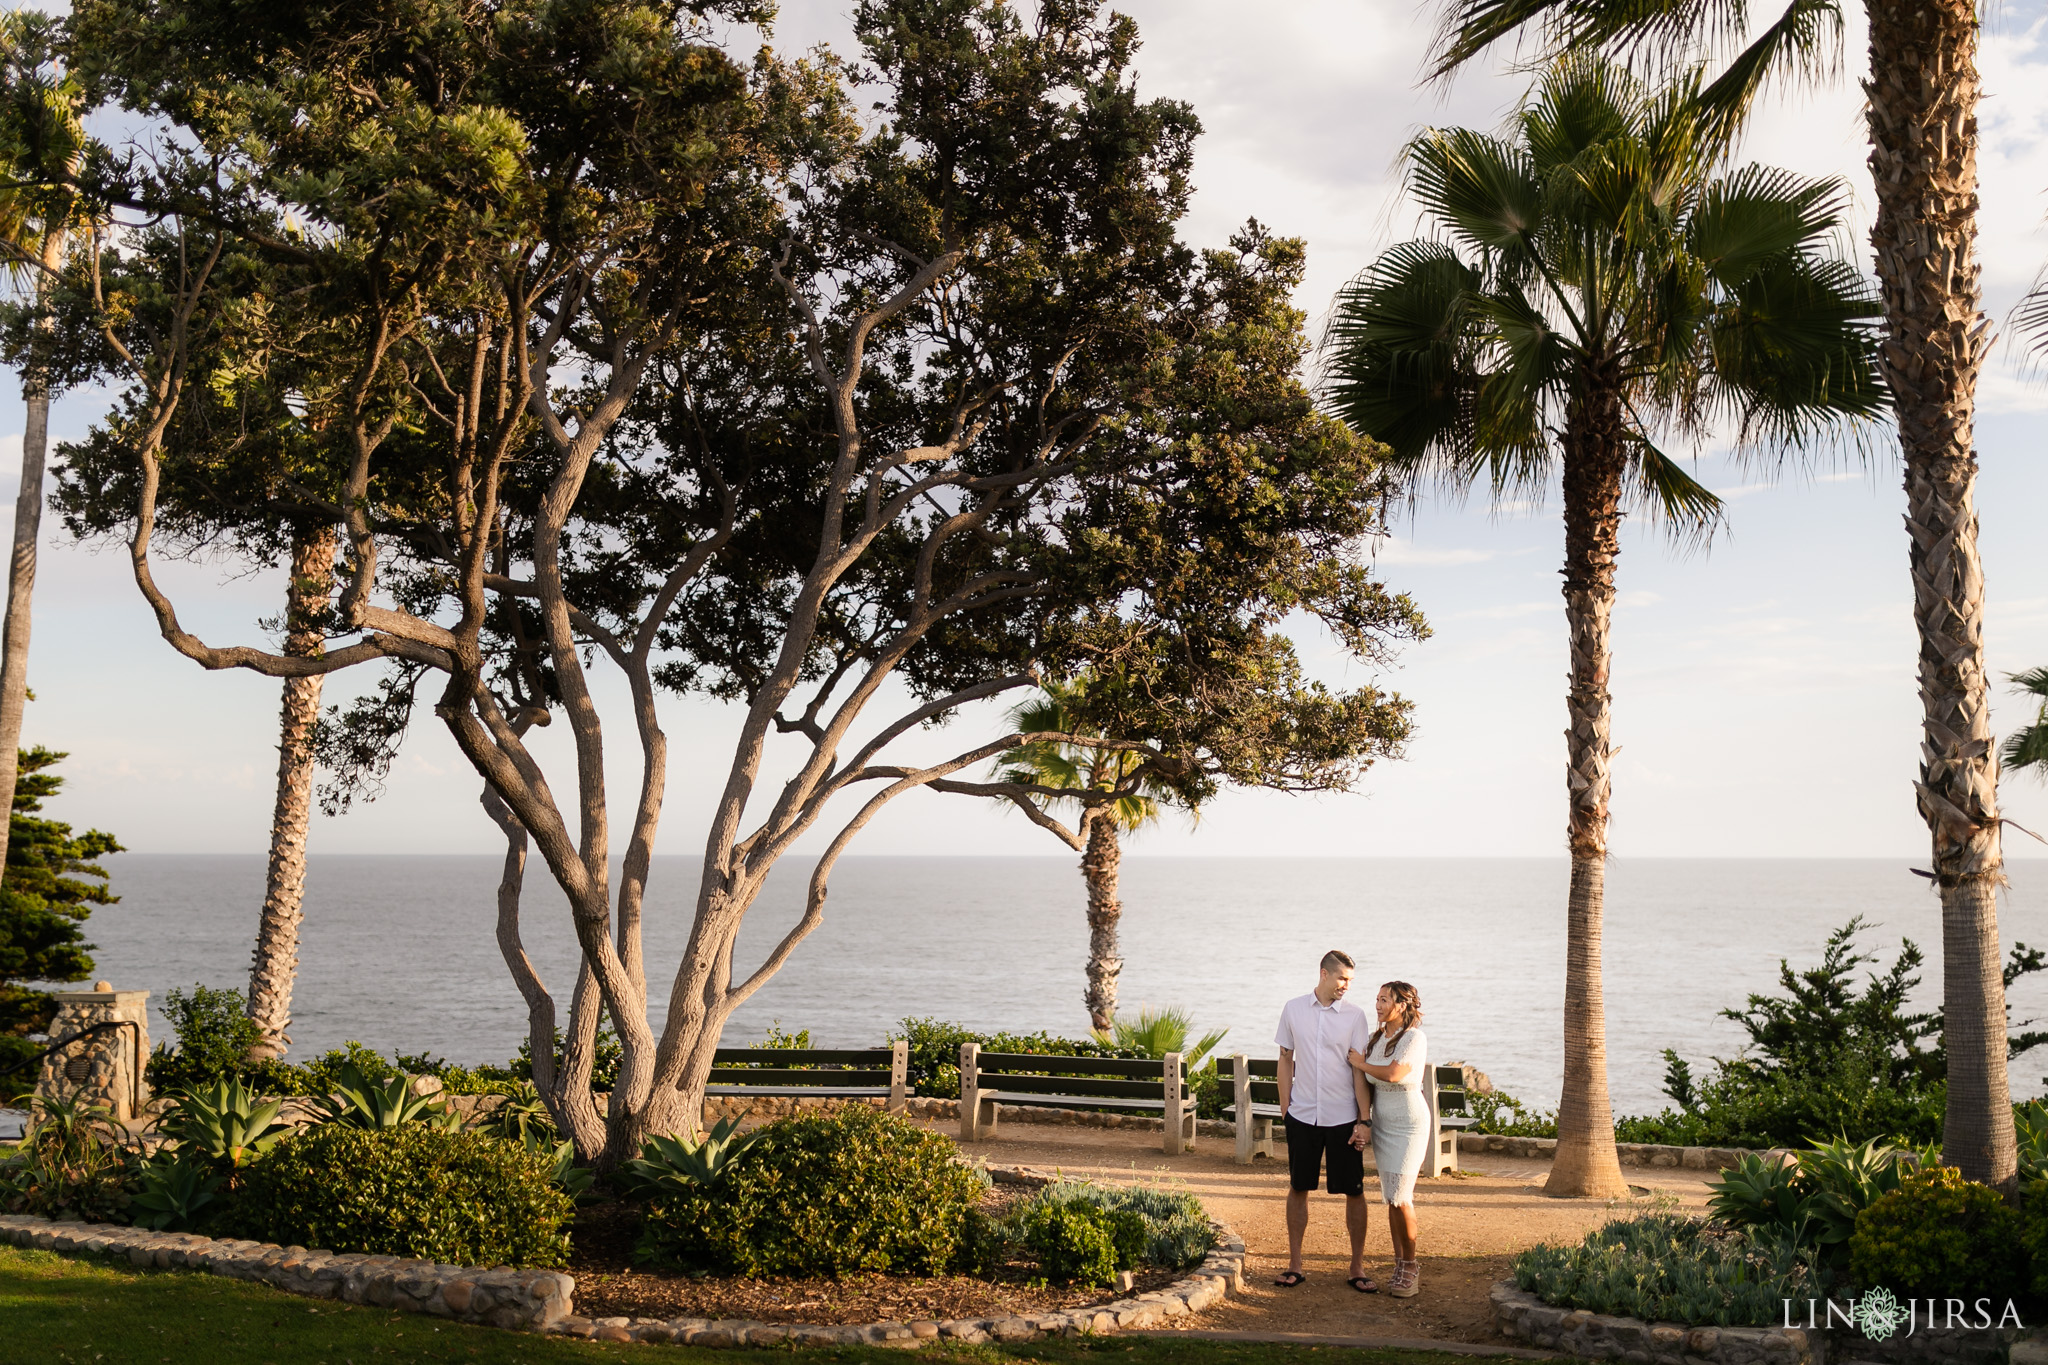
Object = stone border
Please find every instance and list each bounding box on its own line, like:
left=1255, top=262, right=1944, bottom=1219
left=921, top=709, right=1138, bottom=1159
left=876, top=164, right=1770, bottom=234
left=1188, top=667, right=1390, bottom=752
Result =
left=545, top=1160, right=1246, bottom=1345
left=1460, top=1134, right=1791, bottom=1171
left=0, top=1213, right=574, bottom=1329
left=0, top=1162, right=1243, bottom=1349
left=1491, top=1280, right=1819, bottom=1365
left=1490, top=1281, right=2034, bottom=1365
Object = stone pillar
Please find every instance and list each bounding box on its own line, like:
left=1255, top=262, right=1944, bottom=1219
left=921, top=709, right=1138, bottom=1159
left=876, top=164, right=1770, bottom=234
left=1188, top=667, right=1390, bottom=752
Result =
left=34, top=983, right=150, bottom=1122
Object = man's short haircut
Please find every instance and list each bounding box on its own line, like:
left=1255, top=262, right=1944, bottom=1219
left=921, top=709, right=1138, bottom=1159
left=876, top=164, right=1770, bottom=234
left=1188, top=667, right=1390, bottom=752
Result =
left=1319, top=949, right=1355, bottom=973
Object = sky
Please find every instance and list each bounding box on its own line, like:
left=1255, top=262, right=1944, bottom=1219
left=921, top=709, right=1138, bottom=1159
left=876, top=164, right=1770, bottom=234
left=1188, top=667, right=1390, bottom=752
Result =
left=15, top=0, right=2048, bottom=863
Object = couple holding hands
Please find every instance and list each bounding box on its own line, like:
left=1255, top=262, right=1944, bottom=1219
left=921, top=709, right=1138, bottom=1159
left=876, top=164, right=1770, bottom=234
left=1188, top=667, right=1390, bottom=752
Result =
left=1272, top=949, right=1428, bottom=1299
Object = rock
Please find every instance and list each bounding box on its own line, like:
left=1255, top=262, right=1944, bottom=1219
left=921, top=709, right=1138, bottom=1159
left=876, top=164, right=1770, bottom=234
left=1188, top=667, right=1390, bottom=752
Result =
left=908, top=1321, right=940, bottom=1339
left=2011, top=1342, right=2048, bottom=1365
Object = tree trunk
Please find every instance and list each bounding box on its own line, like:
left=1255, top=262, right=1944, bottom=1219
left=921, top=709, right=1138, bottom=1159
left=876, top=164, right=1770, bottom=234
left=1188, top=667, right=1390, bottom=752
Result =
left=1866, top=0, right=2016, bottom=1191
left=246, top=524, right=337, bottom=1060
left=0, top=220, right=70, bottom=868
left=1546, top=367, right=1631, bottom=1200
left=1082, top=812, right=1124, bottom=1032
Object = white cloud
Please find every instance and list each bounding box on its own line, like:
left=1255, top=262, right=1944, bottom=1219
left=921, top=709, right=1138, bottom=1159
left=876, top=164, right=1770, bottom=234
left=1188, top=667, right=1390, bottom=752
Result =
left=1373, top=541, right=1500, bottom=566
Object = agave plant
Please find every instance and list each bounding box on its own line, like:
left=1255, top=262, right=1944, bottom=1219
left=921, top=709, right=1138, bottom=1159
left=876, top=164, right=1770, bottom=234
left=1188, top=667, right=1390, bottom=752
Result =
left=1796, top=1137, right=1908, bottom=1246
left=310, top=1063, right=460, bottom=1131
left=161, top=1077, right=292, bottom=1168
left=477, top=1083, right=557, bottom=1144
left=621, top=1116, right=761, bottom=1197
left=129, top=1149, right=224, bottom=1231
left=1093, top=1006, right=1227, bottom=1070
left=1706, top=1153, right=1814, bottom=1234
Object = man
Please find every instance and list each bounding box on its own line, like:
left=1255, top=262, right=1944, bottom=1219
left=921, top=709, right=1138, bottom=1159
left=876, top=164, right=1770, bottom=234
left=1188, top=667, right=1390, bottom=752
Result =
left=1273, top=948, right=1375, bottom=1291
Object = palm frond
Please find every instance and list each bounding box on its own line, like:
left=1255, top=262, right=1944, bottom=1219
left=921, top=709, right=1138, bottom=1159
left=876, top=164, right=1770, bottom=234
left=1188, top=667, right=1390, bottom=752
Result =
left=1686, top=165, right=1847, bottom=284
left=1408, top=128, right=1546, bottom=258
left=2002, top=722, right=2048, bottom=779
left=1628, top=435, right=1725, bottom=549
left=2010, top=668, right=2048, bottom=702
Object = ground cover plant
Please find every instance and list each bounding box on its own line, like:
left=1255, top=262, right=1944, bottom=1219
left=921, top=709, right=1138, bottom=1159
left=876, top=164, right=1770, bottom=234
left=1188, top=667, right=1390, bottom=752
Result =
left=1512, top=1213, right=1810, bottom=1327
left=962, top=1179, right=1215, bottom=1286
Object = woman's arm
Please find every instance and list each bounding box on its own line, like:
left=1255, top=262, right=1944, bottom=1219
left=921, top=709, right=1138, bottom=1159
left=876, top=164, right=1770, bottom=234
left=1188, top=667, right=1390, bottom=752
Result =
left=1346, top=1042, right=1414, bottom=1085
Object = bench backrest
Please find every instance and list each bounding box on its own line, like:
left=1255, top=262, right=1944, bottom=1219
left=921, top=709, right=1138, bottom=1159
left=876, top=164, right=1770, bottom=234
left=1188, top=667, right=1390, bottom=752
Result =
left=1215, top=1054, right=1281, bottom=1107
left=709, top=1046, right=900, bottom=1089
left=1433, top=1064, right=1469, bottom=1116
left=967, top=1049, right=1188, bottom=1103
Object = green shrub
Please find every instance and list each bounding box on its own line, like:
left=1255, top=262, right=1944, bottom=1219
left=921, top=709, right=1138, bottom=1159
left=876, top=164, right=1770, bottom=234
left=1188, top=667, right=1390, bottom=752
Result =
left=1513, top=1214, right=1807, bottom=1327
left=891, top=1017, right=1145, bottom=1099
left=962, top=1179, right=1213, bottom=1276
left=1024, top=1179, right=1214, bottom=1270
left=2024, top=1178, right=2048, bottom=1298
left=237, top=1124, right=571, bottom=1268
left=1467, top=1090, right=1558, bottom=1138
left=0, top=1094, right=132, bottom=1222
left=1019, top=1202, right=1143, bottom=1286
left=147, top=986, right=264, bottom=1093
left=1848, top=1166, right=2022, bottom=1299
left=634, top=1106, right=983, bottom=1276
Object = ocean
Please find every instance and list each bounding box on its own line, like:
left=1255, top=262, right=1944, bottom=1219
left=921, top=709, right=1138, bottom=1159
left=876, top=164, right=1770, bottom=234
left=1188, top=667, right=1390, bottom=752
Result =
left=25, top=854, right=2046, bottom=1121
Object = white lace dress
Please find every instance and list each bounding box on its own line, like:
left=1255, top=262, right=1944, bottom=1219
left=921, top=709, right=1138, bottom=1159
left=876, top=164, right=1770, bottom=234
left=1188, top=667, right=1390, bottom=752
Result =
left=1365, top=1026, right=1428, bottom=1206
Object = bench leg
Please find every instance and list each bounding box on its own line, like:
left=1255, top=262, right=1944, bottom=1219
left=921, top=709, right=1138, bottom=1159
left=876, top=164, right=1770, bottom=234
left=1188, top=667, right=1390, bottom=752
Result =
left=1253, top=1115, right=1273, bottom=1161
left=888, top=1041, right=908, bottom=1115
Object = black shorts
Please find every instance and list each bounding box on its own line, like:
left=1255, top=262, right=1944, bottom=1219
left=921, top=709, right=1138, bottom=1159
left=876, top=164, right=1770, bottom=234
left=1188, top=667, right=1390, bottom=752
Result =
left=1285, top=1112, right=1365, bottom=1195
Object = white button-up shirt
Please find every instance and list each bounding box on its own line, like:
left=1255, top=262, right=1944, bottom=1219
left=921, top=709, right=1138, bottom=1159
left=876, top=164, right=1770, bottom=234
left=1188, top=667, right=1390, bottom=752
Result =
left=1274, top=990, right=1369, bottom=1126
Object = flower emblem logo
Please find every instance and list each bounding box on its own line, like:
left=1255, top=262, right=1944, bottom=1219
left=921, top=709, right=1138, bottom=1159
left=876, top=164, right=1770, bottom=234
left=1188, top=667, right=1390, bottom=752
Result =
left=1855, top=1288, right=1905, bottom=1341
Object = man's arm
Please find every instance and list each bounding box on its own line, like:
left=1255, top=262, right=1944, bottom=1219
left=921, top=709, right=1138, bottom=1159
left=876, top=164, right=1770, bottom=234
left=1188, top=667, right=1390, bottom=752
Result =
left=1277, top=1047, right=1294, bottom=1117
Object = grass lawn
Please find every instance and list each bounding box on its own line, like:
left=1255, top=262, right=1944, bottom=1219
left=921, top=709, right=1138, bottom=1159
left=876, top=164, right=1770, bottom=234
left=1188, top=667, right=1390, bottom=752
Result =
left=0, top=1246, right=1528, bottom=1365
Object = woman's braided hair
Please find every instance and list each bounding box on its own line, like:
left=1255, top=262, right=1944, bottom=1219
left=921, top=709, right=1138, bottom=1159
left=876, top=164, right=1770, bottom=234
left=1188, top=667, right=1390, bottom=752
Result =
left=1366, top=980, right=1423, bottom=1060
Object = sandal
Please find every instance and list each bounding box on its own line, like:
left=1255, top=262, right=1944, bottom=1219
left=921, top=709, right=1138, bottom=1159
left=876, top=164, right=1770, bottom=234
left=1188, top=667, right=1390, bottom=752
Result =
left=1273, top=1269, right=1309, bottom=1288
left=1390, top=1258, right=1420, bottom=1298
left=1347, top=1275, right=1378, bottom=1293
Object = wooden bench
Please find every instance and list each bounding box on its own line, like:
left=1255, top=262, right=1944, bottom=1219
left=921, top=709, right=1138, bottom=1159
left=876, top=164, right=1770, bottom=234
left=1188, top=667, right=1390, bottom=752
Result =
left=1216, top=1054, right=1281, bottom=1164
left=705, top=1043, right=908, bottom=1112
left=1428, top=1063, right=1477, bottom=1176
left=958, top=1043, right=1194, bottom=1154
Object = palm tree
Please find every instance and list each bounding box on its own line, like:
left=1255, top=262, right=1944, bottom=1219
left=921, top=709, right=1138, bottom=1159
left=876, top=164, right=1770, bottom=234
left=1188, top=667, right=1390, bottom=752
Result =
left=1428, top=0, right=2023, bottom=1198
left=2002, top=670, right=2048, bottom=778
left=1322, top=58, right=1885, bottom=1196
left=996, top=678, right=1178, bottom=1032
left=0, top=16, right=83, bottom=878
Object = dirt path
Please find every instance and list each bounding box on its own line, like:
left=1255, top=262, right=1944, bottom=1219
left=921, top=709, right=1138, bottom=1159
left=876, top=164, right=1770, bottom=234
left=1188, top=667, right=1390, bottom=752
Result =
left=933, top=1117, right=1718, bottom=1346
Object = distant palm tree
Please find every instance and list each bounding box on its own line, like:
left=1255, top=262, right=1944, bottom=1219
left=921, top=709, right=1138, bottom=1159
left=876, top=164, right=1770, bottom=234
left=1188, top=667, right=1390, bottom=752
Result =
left=0, top=15, right=83, bottom=880
left=1322, top=58, right=1884, bottom=1197
left=997, top=678, right=1179, bottom=1032
left=2002, top=670, right=2048, bottom=778
left=1428, top=0, right=2025, bottom=1198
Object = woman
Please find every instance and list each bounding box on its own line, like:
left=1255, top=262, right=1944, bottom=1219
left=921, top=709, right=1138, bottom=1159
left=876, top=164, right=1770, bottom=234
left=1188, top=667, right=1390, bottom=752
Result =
left=1348, top=981, right=1426, bottom=1297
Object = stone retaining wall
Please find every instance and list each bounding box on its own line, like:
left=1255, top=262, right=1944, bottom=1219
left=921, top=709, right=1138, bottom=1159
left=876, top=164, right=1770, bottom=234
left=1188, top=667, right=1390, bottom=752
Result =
left=1491, top=1281, right=2029, bottom=1365
left=1459, top=1133, right=1791, bottom=1171
left=0, top=1162, right=1245, bottom=1349
left=0, top=1214, right=574, bottom=1329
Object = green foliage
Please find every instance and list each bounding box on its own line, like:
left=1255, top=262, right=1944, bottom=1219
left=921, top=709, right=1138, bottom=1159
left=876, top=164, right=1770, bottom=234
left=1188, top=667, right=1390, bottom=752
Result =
left=1019, top=1201, right=1140, bottom=1286
left=476, top=1082, right=555, bottom=1144
left=1704, top=1139, right=1910, bottom=1267
left=308, top=1062, right=459, bottom=1131
left=0, top=748, right=121, bottom=1067
left=1847, top=1166, right=2024, bottom=1299
left=1467, top=1090, right=1559, bottom=1138
left=634, top=1106, right=984, bottom=1277
left=995, top=676, right=1175, bottom=833
left=2025, top=1179, right=2048, bottom=1298
left=891, top=1017, right=1146, bottom=1099
left=159, top=1076, right=291, bottom=1169
left=238, top=1124, right=571, bottom=1268
left=1094, top=1007, right=1227, bottom=1070
left=128, top=1149, right=222, bottom=1232
left=0, top=1093, right=131, bottom=1221
left=2017, top=1100, right=2048, bottom=1184
left=758, top=1022, right=812, bottom=1050
left=1513, top=1214, right=1809, bottom=1327
left=145, top=985, right=263, bottom=1093
left=620, top=1116, right=762, bottom=1198
left=1625, top=919, right=2044, bottom=1148
left=1024, top=1179, right=1215, bottom=1271
left=511, top=1019, right=623, bottom=1094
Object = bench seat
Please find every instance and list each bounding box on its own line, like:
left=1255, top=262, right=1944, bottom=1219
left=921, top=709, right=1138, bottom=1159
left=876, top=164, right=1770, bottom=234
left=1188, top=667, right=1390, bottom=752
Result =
left=959, top=1043, right=1194, bottom=1153
left=700, top=1043, right=907, bottom=1114
left=982, top=1090, right=1164, bottom=1114
left=705, top=1083, right=893, bottom=1099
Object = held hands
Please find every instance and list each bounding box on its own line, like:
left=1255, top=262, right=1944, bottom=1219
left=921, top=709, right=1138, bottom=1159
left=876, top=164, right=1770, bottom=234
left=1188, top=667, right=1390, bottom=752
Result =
left=1349, top=1120, right=1371, bottom=1151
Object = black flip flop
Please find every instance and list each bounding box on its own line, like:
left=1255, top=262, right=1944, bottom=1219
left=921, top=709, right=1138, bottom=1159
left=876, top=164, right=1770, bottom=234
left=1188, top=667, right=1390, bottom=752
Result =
left=1273, top=1270, right=1309, bottom=1288
left=1348, top=1275, right=1379, bottom=1293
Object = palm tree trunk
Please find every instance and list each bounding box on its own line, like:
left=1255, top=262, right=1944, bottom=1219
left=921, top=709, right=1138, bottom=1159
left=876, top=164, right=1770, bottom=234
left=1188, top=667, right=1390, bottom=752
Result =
left=1081, top=812, right=1124, bottom=1032
left=1867, top=0, right=2016, bottom=1192
left=246, top=523, right=337, bottom=1060
left=1546, top=368, right=1630, bottom=1200
left=0, top=220, right=69, bottom=871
